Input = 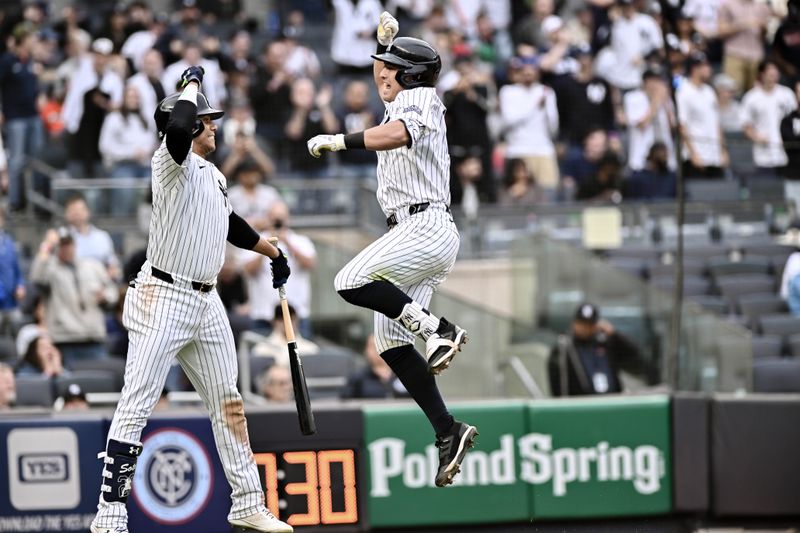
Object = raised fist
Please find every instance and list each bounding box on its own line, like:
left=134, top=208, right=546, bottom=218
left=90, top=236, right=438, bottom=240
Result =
left=180, top=65, right=205, bottom=89
left=377, top=11, right=399, bottom=46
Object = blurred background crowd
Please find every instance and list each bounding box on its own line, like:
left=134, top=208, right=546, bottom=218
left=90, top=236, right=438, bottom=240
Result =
left=2, top=0, right=800, bottom=410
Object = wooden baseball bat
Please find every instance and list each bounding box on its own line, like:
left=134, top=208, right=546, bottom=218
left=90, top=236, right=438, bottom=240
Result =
left=271, top=237, right=316, bottom=436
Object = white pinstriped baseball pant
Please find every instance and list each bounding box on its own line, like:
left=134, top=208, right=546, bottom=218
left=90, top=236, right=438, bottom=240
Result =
left=94, top=263, right=265, bottom=527
left=334, top=206, right=460, bottom=353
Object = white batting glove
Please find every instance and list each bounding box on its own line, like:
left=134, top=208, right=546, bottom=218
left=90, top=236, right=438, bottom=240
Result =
left=377, top=11, right=399, bottom=46
left=307, top=134, right=346, bottom=158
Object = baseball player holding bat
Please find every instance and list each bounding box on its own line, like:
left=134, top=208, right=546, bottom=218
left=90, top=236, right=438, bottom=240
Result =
left=307, top=12, right=477, bottom=487
left=90, top=67, right=293, bottom=533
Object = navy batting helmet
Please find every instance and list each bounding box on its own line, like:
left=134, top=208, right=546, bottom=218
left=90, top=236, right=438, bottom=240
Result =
left=154, top=92, right=224, bottom=138
left=371, top=37, right=441, bottom=89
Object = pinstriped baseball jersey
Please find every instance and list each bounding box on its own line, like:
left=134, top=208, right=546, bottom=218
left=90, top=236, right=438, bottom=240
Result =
left=148, top=139, right=232, bottom=282
left=377, top=87, right=450, bottom=215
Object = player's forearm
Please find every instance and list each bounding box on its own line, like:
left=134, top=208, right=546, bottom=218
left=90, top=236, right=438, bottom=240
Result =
left=165, top=83, right=199, bottom=164
left=253, top=236, right=281, bottom=259
left=362, top=120, right=410, bottom=150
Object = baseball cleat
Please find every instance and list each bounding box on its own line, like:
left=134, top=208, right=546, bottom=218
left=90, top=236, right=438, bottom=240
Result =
left=90, top=525, right=128, bottom=533
left=426, top=317, right=467, bottom=374
left=434, top=420, right=478, bottom=487
left=230, top=510, right=293, bottom=533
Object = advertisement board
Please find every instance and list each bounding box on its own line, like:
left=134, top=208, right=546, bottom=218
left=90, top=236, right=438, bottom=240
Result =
left=0, top=417, right=105, bottom=532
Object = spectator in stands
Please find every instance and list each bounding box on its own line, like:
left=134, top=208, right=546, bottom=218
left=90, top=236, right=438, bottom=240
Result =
left=337, top=79, right=380, bottom=178
left=624, top=142, right=677, bottom=199
left=16, top=294, right=46, bottom=361
left=219, top=29, right=256, bottom=78
left=281, top=10, right=322, bottom=80
left=330, top=0, right=383, bottom=74
left=674, top=9, right=707, bottom=56
left=538, top=16, right=579, bottom=84
left=217, top=251, right=249, bottom=318
left=0, top=207, right=25, bottom=336
left=453, top=156, right=483, bottom=219
left=257, top=363, right=293, bottom=403
left=284, top=78, right=338, bottom=175
left=683, top=0, right=722, bottom=43
left=773, top=0, right=800, bottom=79
left=64, top=194, right=121, bottom=280
left=548, top=303, right=648, bottom=396
left=599, top=0, right=663, bottom=92
left=441, top=55, right=496, bottom=203
left=161, top=40, right=226, bottom=106
left=740, top=60, right=797, bottom=179
left=343, top=334, right=409, bottom=399
left=16, top=331, right=65, bottom=378
left=250, top=40, right=293, bottom=155
left=225, top=160, right=280, bottom=233
left=470, top=12, right=514, bottom=68
left=575, top=151, right=623, bottom=202
left=252, top=303, right=319, bottom=365
left=220, top=102, right=276, bottom=177
left=717, top=0, right=771, bottom=92
left=514, top=0, right=556, bottom=49
left=59, top=382, right=89, bottom=411
left=30, top=227, right=117, bottom=364
left=781, top=79, right=800, bottom=178
left=99, top=5, right=131, bottom=54
left=562, top=128, right=610, bottom=201
left=676, top=52, right=728, bottom=178
left=714, top=73, right=742, bottom=133
left=127, top=48, right=166, bottom=132
left=779, top=243, right=800, bottom=309
left=62, top=37, right=125, bottom=178
left=0, top=26, right=44, bottom=212
left=0, top=362, right=15, bottom=409
left=122, top=11, right=166, bottom=72
left=99, top=85, right=156, bottom=180
left=500, top=55, right=559, bottom=198
left=554, top=44, right=617, bottom=151
left=241, top=201, right=317, bottom=336
left=500, top=158, right=544, bottom=205
left=623, top=68, right=676, bottom=172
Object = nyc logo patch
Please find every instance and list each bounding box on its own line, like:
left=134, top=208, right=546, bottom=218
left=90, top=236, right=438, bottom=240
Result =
left=403, top=105, right=423, bottom=115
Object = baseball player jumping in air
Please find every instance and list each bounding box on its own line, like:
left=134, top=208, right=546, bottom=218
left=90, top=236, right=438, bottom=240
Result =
left=307, top=12, right=478, bottom=487
left=90, top=67, right=293, bottom=533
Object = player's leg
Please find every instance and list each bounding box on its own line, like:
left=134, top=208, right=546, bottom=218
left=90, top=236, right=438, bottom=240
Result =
left=374, top=281, right=478, bottom=487
left=92, top=283, right=200, bottom=532
left=335, top=209, right=466, bottom=373
left=180, top=293, right=292, bottom=532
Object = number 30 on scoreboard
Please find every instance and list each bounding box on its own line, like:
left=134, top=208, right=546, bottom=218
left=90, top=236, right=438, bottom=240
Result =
left=255, top=449, right=359, bottom=527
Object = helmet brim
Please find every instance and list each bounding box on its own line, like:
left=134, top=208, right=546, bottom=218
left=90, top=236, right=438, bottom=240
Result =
left=371, top=52, right=414, bottom=69
left=199, top=109, right=225, bottom=120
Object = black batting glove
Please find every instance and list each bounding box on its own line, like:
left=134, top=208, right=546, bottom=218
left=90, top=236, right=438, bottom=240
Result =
left=270, top=248, right=291, bottom=288
left=180, top=65, right=205, bottom=89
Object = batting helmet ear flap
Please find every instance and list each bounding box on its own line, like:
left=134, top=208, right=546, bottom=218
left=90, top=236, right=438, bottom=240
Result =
left=192, top=118, right=205, bottom=138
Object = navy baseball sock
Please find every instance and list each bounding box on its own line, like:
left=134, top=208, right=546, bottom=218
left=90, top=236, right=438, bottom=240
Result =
left=338, top=280, right=411, bottom=318
left=381, top=344, right=454, bottom=435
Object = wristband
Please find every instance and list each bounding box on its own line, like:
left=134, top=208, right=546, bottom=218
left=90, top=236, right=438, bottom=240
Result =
left=344, top=131, right=366, bottom=150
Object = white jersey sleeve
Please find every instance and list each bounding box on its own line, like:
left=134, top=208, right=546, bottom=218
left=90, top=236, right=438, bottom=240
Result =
left=151, top=138, right=189, bottom=191
left=388, top=88, right=442, bottom=147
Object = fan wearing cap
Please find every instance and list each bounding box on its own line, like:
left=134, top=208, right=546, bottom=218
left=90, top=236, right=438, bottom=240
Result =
left=60, top=383, right=89, bottom=411
left=623, top=66, right=676, bottom=173
left=549, top=303, right=652, bottom=396
left=676, top=52, right=728, bottom=178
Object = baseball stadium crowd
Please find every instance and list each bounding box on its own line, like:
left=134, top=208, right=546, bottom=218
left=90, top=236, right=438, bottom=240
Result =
left=1, top=0, right=800, bottom=408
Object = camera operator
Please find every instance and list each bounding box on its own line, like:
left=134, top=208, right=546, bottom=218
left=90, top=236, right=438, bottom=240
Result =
left=548, top=303, right=649, bottom=396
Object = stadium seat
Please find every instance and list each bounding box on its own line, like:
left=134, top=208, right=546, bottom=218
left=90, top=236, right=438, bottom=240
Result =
left=788, top=334, right=800, bottom=358
left=249, top=355, right=276, bottom=394
left=14, top=374, right=54, bottom=407
left=651, top=275, right=709, bottom=296
left=55, top=370, right=118, bottom=397
left=0, top=337, right=17, bottom=361
left=687, top=295, right=729, bottom=315
left=67, top=358, right=127, bottom=391
left=609, top=257, right=648, bottom=279
left=716, top=275, right=776, bottom=310
left=751, top=335, right=784, bottom=359
left=759, top=314, right=800, bottom=339
left=685, top=180, right=740, bottom=201
left=302, top=352, right=355, bottom=400
left=648, top=257, right=706, bottom=279
left=738, top=294, right=788, bottom=329
left=753, top=357, right=800, bottom=393
left=708, top=256, right=772, bottom=280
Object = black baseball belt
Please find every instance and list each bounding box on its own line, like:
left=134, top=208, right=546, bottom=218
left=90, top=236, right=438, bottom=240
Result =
left=151, top=266, right=215, bottom=293
left=386, top=202, right=451, bottom=228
